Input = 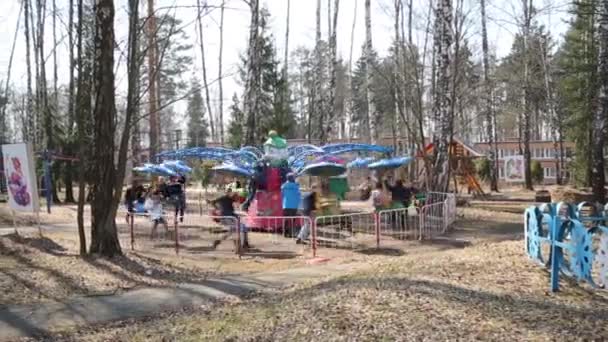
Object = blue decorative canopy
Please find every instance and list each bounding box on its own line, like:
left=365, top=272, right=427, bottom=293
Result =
left=133, top=163, right=178, bottom=177
left=321, top=143, right=393, bottom=155
left=347, top=157, right=376, bottom=169
left=212, top=163, right=254, bottom=178
left=297, top=162, right=346, bottom=177
left=368, top=157, right=414, bottom=170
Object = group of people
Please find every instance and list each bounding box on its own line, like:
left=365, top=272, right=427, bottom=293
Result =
left=124, top=175, right=187, bottom=239
left=360, top=176, right=418, bottom=211
left=210, top=173, right=317, bottom=248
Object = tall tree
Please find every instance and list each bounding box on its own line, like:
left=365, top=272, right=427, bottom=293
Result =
left=480, top=0, right=498, bottom=192
left=64, top=0, right=77, bottom=203
left=218, top=0, right=225, bottom=144
left=555, top=0, right=597, bottom=186
left=325, top=0, right=339, bottom=142
left=196, top=0, right=216, bottom=141
left=521, top=0, right=534, bottom=190
left=592, top=0, right=608, bottom=202
left=75, top=0, right=94, bottom=255
left=227, top=93, right=244, bottom=148
left=89, top=0, right=121, bottom=256
left=0, top=1, right=22, bottom=143
left=186, top=79, right=209, bottom=147
left=346, top=0, right=357, bottom=141
left=147, top=0, right=159, bottom=160
left=365, top=0, right=378, bottom=144
left=431, top=0, right=454, bottom=192
left=23, top=0, right=35, bottom=143
left=243, top=0, right=262, bottom=145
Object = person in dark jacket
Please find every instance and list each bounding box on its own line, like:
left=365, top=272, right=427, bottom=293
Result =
left=384, top=178, right=411, bottom=207
left=166, top=177, right=185, bottom=222
left=211, top=188, right=250, bottom=249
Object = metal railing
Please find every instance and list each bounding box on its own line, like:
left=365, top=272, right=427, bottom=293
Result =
left=120, top=191, right=458, bottom=258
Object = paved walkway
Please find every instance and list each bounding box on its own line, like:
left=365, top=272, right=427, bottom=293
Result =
left=0, top=262, right=364, bottom=340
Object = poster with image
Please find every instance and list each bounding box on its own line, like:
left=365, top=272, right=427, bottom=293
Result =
left=504, top=155, right=524, bottom=182
left=2, top=143, right=40, bottom=212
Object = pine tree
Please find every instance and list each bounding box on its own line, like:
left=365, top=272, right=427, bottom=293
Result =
left=186, top=79, right=208, bottom=147
left=227, top=94, right=244, bottom=148
left=555, top=0, right=598, bottom=186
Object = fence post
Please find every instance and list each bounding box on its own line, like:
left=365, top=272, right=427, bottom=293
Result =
left=130, top=213, right=134, bottom=251
left=419, top=206, right=425, bottom=240
left=374, top=212, right=380, bottom=249
left=174, top=213, right=179, bottom=255
left=311, top=217, right=317, bottom=258
left=236, top=216, right=241, bottom=258
left=550, top=213, right=560, bottom=292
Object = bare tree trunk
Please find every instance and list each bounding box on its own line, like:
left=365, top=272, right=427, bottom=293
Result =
left=75, top=0, right=87, bottom=256
left=196, top=0, right=216, bottom=142
left=64, top=0, right=76, bottom=203
left=52, top=0, right=58, bottom=107
left=314, top=0, right=324, bottom=142
left=24, top=0, right=35, bottom=144
left=365, top=0, right=378, bottom=144
left=432, top=0, right=454, bottom=192
left=147, top=0, right=159, bottom=160
left=480, top=0, right=498, bottom=192
left=0, top=1, right=22, bottom=143
left=284, top=0, right=290, bottom=80
left=522, top=0, right=533, bottom=190
left=115, top=0, right=140, bottom=212
left=243, top=0, right=261, bottom=145
left=89, top=0, right=121, bottom=257
left=592, top=0, right=608, bottom=202
left=325, top=0, right=339, bottom=143
left=218, top=0, right=225, bottom=145
left=346, top=0, right=357, bottom=142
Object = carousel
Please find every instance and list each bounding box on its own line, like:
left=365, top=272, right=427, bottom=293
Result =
left=133, top=130, right=414, bottom=230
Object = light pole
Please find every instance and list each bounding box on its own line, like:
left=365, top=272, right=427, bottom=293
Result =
left=174, top=129, right=182, bottom=150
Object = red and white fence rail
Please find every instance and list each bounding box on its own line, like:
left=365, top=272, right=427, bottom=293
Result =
left=120, top=192, right=457, bottom=257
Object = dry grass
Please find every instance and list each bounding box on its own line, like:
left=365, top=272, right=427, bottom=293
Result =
left=47, top=239, right=608, bottom=342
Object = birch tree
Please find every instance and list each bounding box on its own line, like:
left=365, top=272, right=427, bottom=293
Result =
left=196, top=0, right=216, bottom=141
left=326, top=0, right=339, bottom=142
left=592, top=0, right=608, bottom=202
left=522, top=0, right=534, bottom=190
left=218, top=0, right=225, bottom=144
left=24, top=0, right=35, bottom=143
left=432, top=0, right=454, bottom=192
left=365, top=0, right=378, bottom=144
left=147, top=0, right=159, bottom=159
left=480, top=0, right=498, bottom=192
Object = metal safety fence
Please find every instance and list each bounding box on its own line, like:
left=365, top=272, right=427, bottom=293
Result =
left=119, top=191, right=457, bottom=258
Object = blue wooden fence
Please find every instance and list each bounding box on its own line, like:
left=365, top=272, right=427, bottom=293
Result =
left=525, top=202, right=608, bottom=292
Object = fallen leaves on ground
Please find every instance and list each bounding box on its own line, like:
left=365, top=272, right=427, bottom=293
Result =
left=52, top=239, right=608, bottom=342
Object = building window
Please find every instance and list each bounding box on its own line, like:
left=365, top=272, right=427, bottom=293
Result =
left=499, top=166, right=504, bottom=179
left=544, top=167, right=556, bottom=178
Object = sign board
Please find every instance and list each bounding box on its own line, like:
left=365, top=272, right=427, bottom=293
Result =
left=504, top=155, right=524, bottom=182
left=2, top=143, right=40, bottom=212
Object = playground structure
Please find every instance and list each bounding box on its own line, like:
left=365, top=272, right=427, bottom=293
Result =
left=420, top=138, right=485, bottom=196
left=525, top=201, right=608, bottom=292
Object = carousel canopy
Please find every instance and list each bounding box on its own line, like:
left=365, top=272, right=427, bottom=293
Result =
left=367, top=157, right=414, bottom=170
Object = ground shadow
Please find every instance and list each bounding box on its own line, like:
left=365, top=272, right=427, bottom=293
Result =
left=356, top=247, right=405, bottom=256
left=5, top=233, right=69, bottom=256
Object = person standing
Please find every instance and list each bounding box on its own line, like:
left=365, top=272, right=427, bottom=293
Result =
left=144, top=189, right=169, bottom=239
left=281, top=174, right=301, bottom=237
left=296, top=185, right=318, bottom=244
